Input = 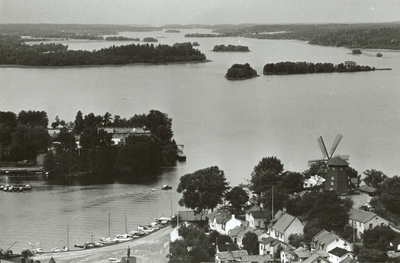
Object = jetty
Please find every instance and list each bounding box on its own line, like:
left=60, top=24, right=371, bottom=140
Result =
left=176, top=145, right=186, bottom=161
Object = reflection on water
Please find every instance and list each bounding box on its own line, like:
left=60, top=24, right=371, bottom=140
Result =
left=0, top=166, right=181, bottom=253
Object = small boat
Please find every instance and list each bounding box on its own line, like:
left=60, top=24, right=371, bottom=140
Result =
left=84, top=242, right=96, bottom=249
left=52, top=247, right=62, bottom=252
left=62, top=246, right=69, bottom=251
left=137, top=225, right=154, bottom=233
left=151, top=188, right=156, bottom=192
left=376, top=52, right=383, bottom=57
left=113, top=236, right=132, bottom=242
left=35, top=248, right=44, bottom=254
left=74, top=244, right=85, bottom=248
left=161, top=184, right=172, bottom=190
left=99, top=237, right=118, bottom=245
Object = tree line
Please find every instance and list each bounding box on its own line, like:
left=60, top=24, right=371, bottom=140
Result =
left=0, top=36, right=206, bottom=66
left=263, top=61, right=374, bottom=75
left=0, top=110, right=50, bottom=164
left=0, top=109, right=179, bottom=180
left=211, top=23, right=400, bottom=50
left=213, top=44, right=249, bottom=52
left=44, top=110, right=178, bottom=180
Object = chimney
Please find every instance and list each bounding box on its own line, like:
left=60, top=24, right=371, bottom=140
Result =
left=232, top=214, right=235, bottom=220
left=283, top=206, right=287, bottom=214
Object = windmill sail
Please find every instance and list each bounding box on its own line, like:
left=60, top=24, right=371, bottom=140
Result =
left=329, top=133, right=343, bottom=158
left=317, top=136, right=329, bottom=159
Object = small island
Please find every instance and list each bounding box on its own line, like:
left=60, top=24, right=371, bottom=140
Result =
left=165, top=29, right=181, bottom=33
left=263, top=61, right=375, bottom=75
left=192, top=42, right=200, bottom=46
left=142, top=37, right=158, bottom=42
left=213, top=44, right=250, bottom=52
left=225, top=63, right=259, bottom=80
left=352, top=49, right=362, bottom=54
left=105, top=36, right=140, bottom=41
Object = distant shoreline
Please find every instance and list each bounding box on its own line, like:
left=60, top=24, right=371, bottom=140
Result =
left=0, top=59, right=212, bottom=69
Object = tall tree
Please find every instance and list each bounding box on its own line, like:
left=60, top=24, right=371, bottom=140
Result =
left=249, top=156, right=284, bottom=197
left=363, top=169, right=387, bottom=188
left=73, top=111, right=84, bottom=135
left=242, top=232, right=259, bottom=255
left=225, top=186, right=249, bottom=212
left=177, top=166, right=229, bottom=214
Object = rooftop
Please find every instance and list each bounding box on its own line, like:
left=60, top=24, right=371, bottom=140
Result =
left=348, top=208, right=378, bottom=223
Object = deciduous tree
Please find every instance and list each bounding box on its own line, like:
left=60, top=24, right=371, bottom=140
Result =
left=177, top=166, right=229, bottom=214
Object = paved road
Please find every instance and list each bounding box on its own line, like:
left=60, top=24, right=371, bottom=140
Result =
left=31, top=226, right=172, bottom=263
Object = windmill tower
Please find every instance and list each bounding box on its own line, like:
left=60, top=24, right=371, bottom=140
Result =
left=308, top=133, right=349, bottom=167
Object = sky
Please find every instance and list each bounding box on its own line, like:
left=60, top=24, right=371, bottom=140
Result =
left=0, top=0, right=399, bottom=25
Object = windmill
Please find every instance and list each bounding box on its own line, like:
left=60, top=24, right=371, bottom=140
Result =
left=308, top=133, right=349, bottom=166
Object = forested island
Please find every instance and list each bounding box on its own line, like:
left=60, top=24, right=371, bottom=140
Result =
left=263, top=61, right=375, bottom=75
left=0, top=110, right=180, bottom=180
left=225, top=63, right=259, bottom=80
left=142, top=37, right=158, bottom=42
left=0, top=36, right=206, bottom=66
left=165, top=29, right=181, bottom=33
left=213, top=44, right=250, bottom=52
left=105, top=36, right=140, bottom=41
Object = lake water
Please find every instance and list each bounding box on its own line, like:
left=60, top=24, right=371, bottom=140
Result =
left=0, top=29, right=399, bottom=253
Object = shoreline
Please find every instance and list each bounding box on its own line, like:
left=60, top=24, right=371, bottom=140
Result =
left=0, top=59, right=212, bottom=69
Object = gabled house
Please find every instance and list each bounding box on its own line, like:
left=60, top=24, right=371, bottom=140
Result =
left=304, top=175, right=325, bottom=189
left=301, top=253, right=331, bottom=263
left=208, top=209, right=242, bottom=235
left=246, top=209, right=271, bottom=229
left=281, top=247, right=299, bottom=263
left=215, top=250, right=248, bottom=263
left=259, top=237, right=287, bottom=257
left=348, top=208, right=389, bottom=239
left=270, top=211, right=304, bottom=243
left=328, top=247, right=355, bottom=263
left=229, top=225, right=269, bottom=248
left=312, top=230, right=352, bottom=252
left=241, top=254, right=272, bottom=263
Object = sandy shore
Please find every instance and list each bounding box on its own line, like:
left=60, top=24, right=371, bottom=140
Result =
left=31, top=226, right=172, bottom=263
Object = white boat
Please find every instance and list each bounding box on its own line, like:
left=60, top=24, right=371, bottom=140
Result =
left=113, top=236, right=132, bottom=242
left=137, top=225, right=154, bottom=233
left=52, top=247, right=62, bottom=252
left=161, top=184, right=172, bottom=190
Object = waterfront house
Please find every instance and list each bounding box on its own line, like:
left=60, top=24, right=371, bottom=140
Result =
left=207, top=209, right=242, bottom=235
left=348, top=208, right=389, bottom=239
left=177, top=205, right=207, bottom=222
left=328, top=247, right=355, bottom=263
left=270, top=210, right=305, bottom=243
left=312, top=230, right=352, bottom=252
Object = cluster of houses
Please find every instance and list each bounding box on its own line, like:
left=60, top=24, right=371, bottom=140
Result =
left=174, top=197, right=391, bottom=263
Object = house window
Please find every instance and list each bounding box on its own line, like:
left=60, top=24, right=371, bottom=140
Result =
left=331, top=182, right=334, bottom=185
left=332, top=167, right=335, bottom=170
left=258, top=221, right=261, bottom=226
left=340, top=167, right=343, bottom=170
left=331, top=176, right=334, bottom=180
left=370, top=223, right=373, bottom=229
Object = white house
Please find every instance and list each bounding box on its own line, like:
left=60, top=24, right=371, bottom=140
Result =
left=246, top=209, right=270, bottom=229
left=270, top=211, right=305, bottom=243
left=328, top=247, right=355, bottom=263
left=303, top=175, right=326, bottom=188
left=259, top=237, right=287, bottom=257
left=207, top=209, right=242, bottom=235
left=348, top=208, right=389, bottom=239
left=312, top=230, right=352, bottom=252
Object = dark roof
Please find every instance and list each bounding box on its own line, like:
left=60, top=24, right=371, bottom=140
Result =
left=272, top=213, right=300, bottom=233
left=359, top=185, right=377, bottom=193
left=302, top=253, right=330, bottom=263
left=250, top=210, right=271, bottom=219
left=327, top=157, right=349, bottom=166
left=348, top=208, right=378, bottom=223
left=328, top=247, right=351, bottom=257
left=207, top=209, right=231, bottom=224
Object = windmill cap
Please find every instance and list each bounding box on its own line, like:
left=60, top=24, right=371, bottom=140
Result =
left=327, top=156, right=349, bottom=166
